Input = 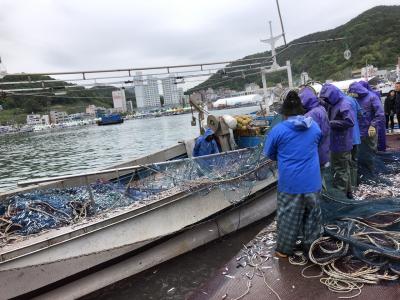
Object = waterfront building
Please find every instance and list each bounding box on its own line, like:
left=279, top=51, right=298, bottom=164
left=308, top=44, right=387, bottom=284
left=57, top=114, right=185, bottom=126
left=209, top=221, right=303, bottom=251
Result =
left=26, top=114, right=50, bottom=126
left=112, top=89, right=127, bottom=112
left=85, top=105, right=97, bottom=116
left=376, top=69, right=389, bottom=81
left=134, top=72, right=161, bottom=109
left=162, top=75, right=180, bottom=106
left=134, top=72, right=146, bottom=109
left=49, top=111, right=68, bottom=124
left=144, top=75, right=161, bottom=107
left=178, top=88, right=185, bottom=105
left=86, top=105, right=107, bottom=117
left=127, top=100, right=134, bottom=112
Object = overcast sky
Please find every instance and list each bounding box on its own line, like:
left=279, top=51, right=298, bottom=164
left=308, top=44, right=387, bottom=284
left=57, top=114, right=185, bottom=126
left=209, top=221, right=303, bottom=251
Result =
left=0, top=0, right=398, bottom=77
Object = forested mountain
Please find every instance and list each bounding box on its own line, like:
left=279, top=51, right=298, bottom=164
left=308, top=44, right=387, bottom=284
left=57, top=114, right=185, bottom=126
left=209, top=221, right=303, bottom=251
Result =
left=190, top=5, right=400, bottom=92
left=0, top=75, right=136, bottom=124
left=0, top=75, right=123, bottom=112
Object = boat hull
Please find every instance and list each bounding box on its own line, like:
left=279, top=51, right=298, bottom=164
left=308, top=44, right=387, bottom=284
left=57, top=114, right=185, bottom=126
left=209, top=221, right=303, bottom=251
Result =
left=0, top=167, right=277, bottom=299
left=35, top=184, right=277, bottom=300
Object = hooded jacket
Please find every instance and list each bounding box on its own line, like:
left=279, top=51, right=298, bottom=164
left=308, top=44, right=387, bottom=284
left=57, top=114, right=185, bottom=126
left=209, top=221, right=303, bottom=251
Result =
left=348, top=82, right=384, bottom=137
left=358, top=81, right=386, bottom=151
left=299, top=87, right=330, bottom=165
left=319, top=84, right=355, bottom=153
left=263, top=115, right=322, bottom=194
left=359, top=80, right=381, bottom=99
left=193, top=128, right=219, bottom=157
left=343, top=94, right=362, bottom=146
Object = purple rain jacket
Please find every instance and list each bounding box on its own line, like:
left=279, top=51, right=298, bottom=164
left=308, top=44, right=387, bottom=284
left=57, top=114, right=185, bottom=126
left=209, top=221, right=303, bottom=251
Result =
left=359, top=80, right=382, bottom=99
left=348, top=82, right=385, bottom=138
left=299, top=87, right=330, bottom=165
left=319, top=84, right=355, bottom=153
left=357, top=81, right=386, bottom=151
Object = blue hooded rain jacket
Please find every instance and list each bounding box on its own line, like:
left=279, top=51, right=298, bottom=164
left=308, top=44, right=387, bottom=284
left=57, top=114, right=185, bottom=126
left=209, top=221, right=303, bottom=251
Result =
left=263, top=115, right=322, bottom=194
left=193, top=128, right=220, bottom=157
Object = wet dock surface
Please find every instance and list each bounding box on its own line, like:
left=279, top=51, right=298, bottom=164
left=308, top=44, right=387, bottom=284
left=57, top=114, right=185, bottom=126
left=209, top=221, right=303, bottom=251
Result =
left=190, top=225, right=400, bottom=300
left=386, top=132, right=400, bottom=151
left=81, top=217, right=273, bottom=300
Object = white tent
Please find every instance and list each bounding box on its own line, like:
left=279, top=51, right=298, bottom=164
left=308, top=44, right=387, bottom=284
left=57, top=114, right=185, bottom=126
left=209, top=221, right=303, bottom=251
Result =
left=310, top=77, right=374, bottom=94
left=212, top=94, right=263, bottom=108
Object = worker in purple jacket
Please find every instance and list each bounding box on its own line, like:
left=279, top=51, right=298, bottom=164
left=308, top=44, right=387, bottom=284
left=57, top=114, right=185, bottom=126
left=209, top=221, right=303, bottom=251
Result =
left=299, top=86, right=330, bottom=189
left=348, top=82, right=385, bottom=168
left=358, top=81, right=386, bottom=151
left=320, top=84, right=355, bottom=198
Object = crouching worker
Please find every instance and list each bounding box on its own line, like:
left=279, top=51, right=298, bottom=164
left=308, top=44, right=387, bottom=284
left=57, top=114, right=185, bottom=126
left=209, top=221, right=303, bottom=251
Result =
left=193, top=128, right=220, bottom=157
left=263, top=90, right=323, bottom=257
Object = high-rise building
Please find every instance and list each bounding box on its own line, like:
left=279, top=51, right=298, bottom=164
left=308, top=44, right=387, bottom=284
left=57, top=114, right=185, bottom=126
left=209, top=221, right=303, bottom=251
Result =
left=126, top=100, right=134, bottom=112
left=112, top=89, right=127, bottom=112
left=162, top=75, right=180, bottom=106
left=144, top=75, right=161, bottom=107
left=177, top=88, right=184, bottom=105
left=134, top=72, right=160, bottom=109
left=134, top=72, right=146, bottom=109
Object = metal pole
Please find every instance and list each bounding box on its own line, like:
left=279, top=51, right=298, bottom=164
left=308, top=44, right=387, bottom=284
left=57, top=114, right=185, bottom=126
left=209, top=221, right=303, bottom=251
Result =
left=261, top=70, right=269, bottom=113
left=276, top=0, right=287, bottom=45
left=286, top=61, right=293, bottom=88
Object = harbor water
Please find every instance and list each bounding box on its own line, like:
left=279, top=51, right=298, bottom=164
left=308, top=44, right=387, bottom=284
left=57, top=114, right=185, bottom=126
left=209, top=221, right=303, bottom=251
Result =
left=0, top=106, right=259, bottom=192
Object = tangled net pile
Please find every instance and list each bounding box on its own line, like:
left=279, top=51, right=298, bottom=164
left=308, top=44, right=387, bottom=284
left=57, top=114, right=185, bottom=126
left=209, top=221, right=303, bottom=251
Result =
left=0, top=146, right=275, bottom=246
left=307, top=148, right=400, bottom=297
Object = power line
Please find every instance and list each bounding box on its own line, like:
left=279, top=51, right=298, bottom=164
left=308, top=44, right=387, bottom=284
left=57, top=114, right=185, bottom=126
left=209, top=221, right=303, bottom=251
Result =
left=6, top=54, right=278, bottom=78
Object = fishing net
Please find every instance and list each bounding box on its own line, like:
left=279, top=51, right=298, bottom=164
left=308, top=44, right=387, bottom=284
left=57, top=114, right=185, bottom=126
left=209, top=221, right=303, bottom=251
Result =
left=0, top=144, right=276, bottom=245
left=308, top=145, right=400, bottom=294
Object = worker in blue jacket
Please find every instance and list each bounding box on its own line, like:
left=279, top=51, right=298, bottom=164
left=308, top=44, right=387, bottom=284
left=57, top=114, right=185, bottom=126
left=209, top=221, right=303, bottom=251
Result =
left=193, top=128, right=220, bottom=157
left=263, top=90, right=322, bottom=257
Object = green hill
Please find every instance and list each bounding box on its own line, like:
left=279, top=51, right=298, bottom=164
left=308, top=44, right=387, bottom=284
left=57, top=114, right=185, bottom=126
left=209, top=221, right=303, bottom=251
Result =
left=190, top=5, right=400, bottom=92
left=0, top=75, right=136, bottom=124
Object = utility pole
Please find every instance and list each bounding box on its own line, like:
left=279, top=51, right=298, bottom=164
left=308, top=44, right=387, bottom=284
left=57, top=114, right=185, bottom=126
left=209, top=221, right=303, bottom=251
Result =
left=276, top=0, right=287, bottom=45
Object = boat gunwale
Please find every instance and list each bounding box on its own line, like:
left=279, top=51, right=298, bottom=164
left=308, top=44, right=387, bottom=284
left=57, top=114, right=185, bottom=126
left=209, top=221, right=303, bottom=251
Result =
left=0, top=142, right=188, bottom=201
left=0, top=159, right=275, bottom=265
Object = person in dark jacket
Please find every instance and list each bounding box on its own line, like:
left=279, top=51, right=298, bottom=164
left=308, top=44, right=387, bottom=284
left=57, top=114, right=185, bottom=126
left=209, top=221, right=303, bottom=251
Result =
left=192, top=128, right=219, bottom=157
left=356, top=81, right=386, bottom=151
left=319, top=84, right=355, bottom=198
left=263, top=90, right=322, bottom=257
left=385, top=90, right=396, bottom=132
left=395, top=82, right=400, bottom=128
left=299, top=87, right=330, bottom=190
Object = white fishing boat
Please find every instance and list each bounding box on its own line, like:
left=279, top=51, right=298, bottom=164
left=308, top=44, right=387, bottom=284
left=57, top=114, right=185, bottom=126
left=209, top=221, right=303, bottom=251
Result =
left=0, top=136, right=278, bottom=299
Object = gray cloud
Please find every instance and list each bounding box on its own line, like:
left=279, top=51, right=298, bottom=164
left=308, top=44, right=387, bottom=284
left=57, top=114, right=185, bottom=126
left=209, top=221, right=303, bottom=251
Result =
left=0, top=0, right=398, bottom=80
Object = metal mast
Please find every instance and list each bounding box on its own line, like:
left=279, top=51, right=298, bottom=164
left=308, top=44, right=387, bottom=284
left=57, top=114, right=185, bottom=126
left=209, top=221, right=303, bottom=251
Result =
left=260, top=21, right=283, bottom=69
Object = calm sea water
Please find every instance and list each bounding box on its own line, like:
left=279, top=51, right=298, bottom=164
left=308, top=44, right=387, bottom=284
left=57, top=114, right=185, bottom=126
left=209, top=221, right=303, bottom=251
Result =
left=0, top=106, right=259, bottom=192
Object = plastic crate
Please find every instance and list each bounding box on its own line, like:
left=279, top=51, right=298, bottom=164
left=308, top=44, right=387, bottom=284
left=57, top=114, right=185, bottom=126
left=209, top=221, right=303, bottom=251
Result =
left=236, top=136, right=263, bottom=148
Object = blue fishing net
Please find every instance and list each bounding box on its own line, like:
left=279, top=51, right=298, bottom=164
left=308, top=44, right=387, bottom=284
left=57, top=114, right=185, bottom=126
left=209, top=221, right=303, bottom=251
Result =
left=0, top=146, right=274, bottom=242
left=312, top=147, right=400, bottom=276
